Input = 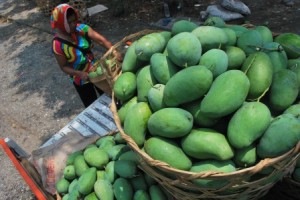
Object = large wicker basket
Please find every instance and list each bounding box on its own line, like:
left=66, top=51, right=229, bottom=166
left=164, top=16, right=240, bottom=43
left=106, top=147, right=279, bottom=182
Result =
left=111, top=96, right=300, bottom=200
left=107, top=29, right=300, bottom=200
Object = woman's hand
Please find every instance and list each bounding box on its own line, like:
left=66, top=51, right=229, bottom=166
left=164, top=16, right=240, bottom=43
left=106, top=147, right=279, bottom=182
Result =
left=113, top=50, right=123, bottom=62
left=76, top=71, right=89, bottom=81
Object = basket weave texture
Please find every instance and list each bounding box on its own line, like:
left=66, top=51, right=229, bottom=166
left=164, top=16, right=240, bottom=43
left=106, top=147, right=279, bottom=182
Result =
left=259, top=176, right=300, bottom=200
left=107, top=29, right=300, bottom=200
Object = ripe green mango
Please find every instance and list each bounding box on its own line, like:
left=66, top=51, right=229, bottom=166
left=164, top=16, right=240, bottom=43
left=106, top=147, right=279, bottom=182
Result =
left=167, top=32, right=202, bottom=67
left=124, top=102, right=152, bottom=147
left=199, top=49, right=228, bottom=78
left=114, top=160, right=138, bottom=178
left=113, top=177, right=134, bottom=200
left=181, top=128, right=234, bottom=160
left=200, top=70, right=250, bottom=118
left=147, top=107, right=193, bottom=138
left=222, top=28, right=237, bottom=46
left=181, top=99, right=219, bottom=127
left=149, top=185, right=168, bottom=200
left=135, top=32, right=167, bottom=62
left=144, top=136, right=192, bottom=170
left=122, top=41, right=145, bottom=73
left=237, top=29, right=263, bottom=55
left=192, top=26, right=228, bottom=52
left=283, top=103, right=300, bottom=118
left=77, top=167, right=97, bottom=195
left=262, top=42, right=288, bottom=73
left=84, top=192, right=98, bottom=200
left=105, top=161, right=117, bottom=183
left=171, top=19, right=198, bottom=35
left=227, top=102, right=272, bottom=149
left=225, top=46, right=246, bottom=70
left=189, top=160, right=236, bottom=189
left=113, top=72, right=137, bottom=102
left=133, top=190, right=150, bottom=200
left=150, top=53, right=179, bottom=84
left=63, top=165, right=76, bottom=181
left=241, top=52, right=273, bottom=100
left=83, top=147, right=109, bottom=169
left=94, top=179, right=114, bottom=200
left=257, top=114, right=300, bottom=158
left=274, top=33, right=300, bottom=59
left=269, top=69, right=299, bottom=112
left=117, top=96, right=138, bottom=124
left=66, top=150, right=82, bottom=166
left=136, top=65, right=158, bottom=102
left=226, top=24, right=248, bottom=38
left=147, top=84, right=166, bottom=112
left=73, top=155, right=89, bottom=177
left=56, top=178, right=70, bottom=195
left=163, top=65, right=213, bottom=107
left=130, top=174, right=148, bottom=191
left=234, top=145, right=257, bottom=168
left=255, top=26, right=273, bottom=44
left=204, top=16, right=226, bottom=28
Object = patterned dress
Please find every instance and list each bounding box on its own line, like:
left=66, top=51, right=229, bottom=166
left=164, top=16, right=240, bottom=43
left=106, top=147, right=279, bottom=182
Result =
left=52, top=24, right=95, bottom=86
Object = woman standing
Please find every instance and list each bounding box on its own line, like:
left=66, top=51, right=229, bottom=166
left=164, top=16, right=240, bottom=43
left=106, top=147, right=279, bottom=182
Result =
left=51, top=4, right=120, bottom=107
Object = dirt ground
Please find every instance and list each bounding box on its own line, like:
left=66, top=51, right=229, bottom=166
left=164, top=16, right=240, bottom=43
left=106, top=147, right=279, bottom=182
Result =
left=0, top=0, right=299, bottom=199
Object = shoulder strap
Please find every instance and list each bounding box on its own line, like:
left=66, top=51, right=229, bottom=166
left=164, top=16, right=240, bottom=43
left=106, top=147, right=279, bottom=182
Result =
left=53, top=37, right=91, bottom=55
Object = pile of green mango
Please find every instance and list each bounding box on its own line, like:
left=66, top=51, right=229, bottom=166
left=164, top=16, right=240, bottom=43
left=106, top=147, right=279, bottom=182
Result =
left=56, top=133, right=171, bottom=200
left=113, top=17, right=300, bottom=190
left=88, top=65, right=103, bottom=79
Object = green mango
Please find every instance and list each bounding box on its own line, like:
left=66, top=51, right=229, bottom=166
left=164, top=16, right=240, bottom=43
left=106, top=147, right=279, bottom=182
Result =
left=77, top=167, right=97, bottom=195
left=181, top=128, right=234, bottom=160
left=189, top=160, right=236, bottom=189
left=257, top=114, right=300, bottom=158
left=199, top=49, right=228, bottom=78
left=124, top=102, right=152, bottom=147
left=150, top=53, right=179, bottom=84
left=269, top=69, right=299, bottom=112
left=234, top=145, right=257, bottom=168
left=171, top=19, right=198, bottom=35
left=113, top=177, right=134, bottom=200
left=113, top=72, right=137, bottom=102
left=147, top=84, right=166, bottom=112
left=241, top=52, right=273, bottom=100
left=147, top=107, right=193, bottom=138
left=163, top=65, right=213, bottom=107
left=192, top=26, right=228, bottom=52
left=237, top=29, right=263, bottom=55
left=136, top=65, right=158, bottom=102
left=225, top=46, right=246, bottom=70
left=227, top=102, right=272, bottom=149
left=262, top=42, right=288, bottom=73
left=167, top=32, right=202, bottom=67
left=144, top=136, right=192, bottom=170
left=200, top=70, right=250, bottom=118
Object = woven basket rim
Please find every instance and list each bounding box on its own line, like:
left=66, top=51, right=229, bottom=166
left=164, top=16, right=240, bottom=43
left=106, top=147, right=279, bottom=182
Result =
left=110, top=92, right=300, bottom=179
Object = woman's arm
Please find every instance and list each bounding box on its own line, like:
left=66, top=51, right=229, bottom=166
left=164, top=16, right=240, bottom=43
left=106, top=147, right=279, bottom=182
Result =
left=54, top=53, right=89, bottom=80
left=88, top=27, right=113, bottom=50
left=88, top=27, right=122, bottom=61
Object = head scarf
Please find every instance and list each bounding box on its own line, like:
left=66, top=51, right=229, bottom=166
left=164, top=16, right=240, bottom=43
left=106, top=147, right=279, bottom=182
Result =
left=50, top=4, right=79, bottom=34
